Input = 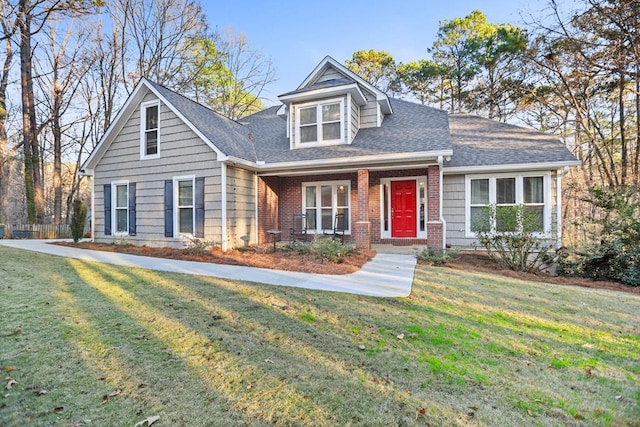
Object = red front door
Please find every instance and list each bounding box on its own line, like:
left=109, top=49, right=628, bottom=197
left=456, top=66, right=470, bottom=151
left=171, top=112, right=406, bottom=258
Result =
left=391, top=180, right=417, bottom=238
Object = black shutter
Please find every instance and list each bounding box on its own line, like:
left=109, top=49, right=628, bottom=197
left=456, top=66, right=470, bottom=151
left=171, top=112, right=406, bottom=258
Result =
left=103, top=184, right=111, bottom=235
left=128, top=182, right=136, bottom=236
left=195, top=177, right=205, bottom=238
left=164, top=180, right=173, bottom=237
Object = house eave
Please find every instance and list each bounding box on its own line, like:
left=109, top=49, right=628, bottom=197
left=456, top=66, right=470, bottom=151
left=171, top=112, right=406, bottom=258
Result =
left=278, top=83, right=367, bottom=105
left=257, top=150, right=452, bottom=176
left=443, top=160, right=581, bottom=175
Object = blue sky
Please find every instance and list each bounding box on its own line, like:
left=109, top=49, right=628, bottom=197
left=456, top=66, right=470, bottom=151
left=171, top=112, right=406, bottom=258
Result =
left=202, top=0, right=549, bottom=105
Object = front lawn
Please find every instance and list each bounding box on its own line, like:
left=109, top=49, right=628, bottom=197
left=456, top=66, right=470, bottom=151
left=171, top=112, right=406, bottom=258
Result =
left=1, top=246, right=638, bottom=426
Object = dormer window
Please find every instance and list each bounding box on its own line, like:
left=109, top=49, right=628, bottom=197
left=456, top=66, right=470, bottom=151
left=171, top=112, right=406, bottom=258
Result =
left=141, top=101, right=160, bottom=159
left=295, top=98, right=344, bottom=146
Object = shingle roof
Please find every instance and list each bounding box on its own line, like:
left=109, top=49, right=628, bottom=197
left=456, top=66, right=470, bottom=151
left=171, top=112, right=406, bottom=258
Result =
left=445, top=114, right=577, bottom=168
left=242, top=98, right=451, bottom=164
left=146, top=80, right=258, bottom=162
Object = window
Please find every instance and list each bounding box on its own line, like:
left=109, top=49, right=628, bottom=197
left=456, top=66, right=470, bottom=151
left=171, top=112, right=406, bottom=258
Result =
left=296, top=99, right=343, bottom=145
left=302, top=181, right=350, bottom=233
left=175, top=177, right=194, bottom=235
left=141, top=101, right=160, bottom=158
left=467, top=174, right=549, bottom=236
left=111, top=181, right=129, bottom=235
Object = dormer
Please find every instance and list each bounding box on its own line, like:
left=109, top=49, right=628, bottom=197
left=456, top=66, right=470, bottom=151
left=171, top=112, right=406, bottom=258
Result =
left=277, top=56, right=393, bottom=150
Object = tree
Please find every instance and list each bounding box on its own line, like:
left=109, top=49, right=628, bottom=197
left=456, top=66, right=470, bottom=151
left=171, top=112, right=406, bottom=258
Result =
left=35, top=19, right=92, bottom=223
left=0, top=0, right=17, bottom=223
left=108, top=0, right=208, bottom=92
left=431, top=10, right=486, bottom=112
left=395, top=60, right=445, bottom=106
left=470, top=23, right=527, bottom=120
left=197, top=29, right=274, bottom=120
left=345, top=49, right=397, bottom=93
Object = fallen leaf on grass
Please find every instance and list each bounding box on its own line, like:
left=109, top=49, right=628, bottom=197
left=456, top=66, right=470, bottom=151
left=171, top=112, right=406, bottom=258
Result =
left=527, top=409, right=533, bottom=417
left=396, top=333, right=404, bottom=340
left=615, top=395, right=622, bottom=401
left=102, top=388, right=122, bottom=403
left=419, top=408, right=426, bottom=415
left=358, top=345, right=366, bottom=351
left=133, top=415, right=159, bottom=427
left=53, top=406, right=64, bottom=413
left=466, top=411, right=475, bottom=420
left=574, top=413, right=584, bottom=420
left=5, top=379, right=17, bottom=390
left=2, top=366, right=15, bottom=372
left=585, top=368, right=593, bottom=377
left=37, top=390, right=48, bottom=396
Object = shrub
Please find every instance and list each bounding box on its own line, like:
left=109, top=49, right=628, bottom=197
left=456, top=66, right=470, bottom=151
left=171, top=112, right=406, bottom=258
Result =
left=558, top=186, right=640, bottom=286
left=284, top=236, right=354, bottom=263
left=309, top=235, right=354, bottom=263
left=70, top=199, right=88, bottom=243
left=417, top=247, right=456, bottom=266
left=183, top=237, right=219, bottom=255
left=473, top=204, right=556, bottom=273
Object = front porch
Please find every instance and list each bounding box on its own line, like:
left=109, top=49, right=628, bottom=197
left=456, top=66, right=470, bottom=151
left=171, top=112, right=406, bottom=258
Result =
left=256, top=165, right=444, bottom=250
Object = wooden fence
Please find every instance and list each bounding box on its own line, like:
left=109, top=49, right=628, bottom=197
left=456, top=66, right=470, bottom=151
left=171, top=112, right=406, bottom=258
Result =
left=1, top=223, right=78, bottom=239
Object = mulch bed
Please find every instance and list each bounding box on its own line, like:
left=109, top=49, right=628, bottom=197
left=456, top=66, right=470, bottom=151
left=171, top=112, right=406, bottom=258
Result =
left=431, top=252, right=640, bottom=295
left=54, top=241, right=375, bottom=275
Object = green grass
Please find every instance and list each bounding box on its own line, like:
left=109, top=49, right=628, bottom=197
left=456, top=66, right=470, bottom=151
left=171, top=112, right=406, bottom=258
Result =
left=1, top=246, right=639, bottom=426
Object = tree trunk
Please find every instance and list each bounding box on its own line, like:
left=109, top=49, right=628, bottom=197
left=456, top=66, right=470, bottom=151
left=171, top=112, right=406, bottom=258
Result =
left=0, top=25, right=13, bottom=224
left=18, top=0, right=44, bottom=224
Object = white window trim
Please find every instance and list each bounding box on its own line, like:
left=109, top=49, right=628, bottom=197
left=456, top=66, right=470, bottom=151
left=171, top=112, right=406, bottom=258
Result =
left=140, top=100, right=161, bottom=160
left=173, top=175, right=195, bottom=238
left=464, top=172, right=552, bottom=238
left=293, top=97, right=345, bottom=148
left=302, top=180, right=351, bottom=234
left=111, top=180, right=129, bottom=236
left=379, top=176, right=428, bottom=240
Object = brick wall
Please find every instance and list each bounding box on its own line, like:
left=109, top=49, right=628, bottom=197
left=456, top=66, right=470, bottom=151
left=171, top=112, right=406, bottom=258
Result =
left=427, top=165, right=444, bottom=249
left=273, top=173, right=358, bottom=243
left=257, top=176, right=280, bottom=244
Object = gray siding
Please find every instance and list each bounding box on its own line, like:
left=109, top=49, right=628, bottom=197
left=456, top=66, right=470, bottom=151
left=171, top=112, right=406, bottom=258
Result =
left=443, top=173, right=562, bottom=249
left=226, top=166, right=257, bottom=248
left=94, top=90, right=223, bottom=248
left=442, top=175, right=470, bottom=247
left=350, top=95, right=359, bottom=142
left=360, top=89, right=380, bottom=129
left=316, top=68, right=345, bottom=82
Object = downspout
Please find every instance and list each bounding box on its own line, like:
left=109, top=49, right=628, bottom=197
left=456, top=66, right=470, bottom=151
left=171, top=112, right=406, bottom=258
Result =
left=221, top=162, right=228, bottom=251
left=79, top=168, right=95, bottom=242
left=437, top=156, right=447, bottom=251
left=556, top=166, right=569, bottom=249
left=90, top=175, right=95, bottom=242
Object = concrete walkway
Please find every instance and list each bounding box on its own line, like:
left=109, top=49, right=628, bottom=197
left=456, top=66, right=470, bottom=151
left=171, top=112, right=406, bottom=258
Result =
left=0, top=239, right=416, bottom=297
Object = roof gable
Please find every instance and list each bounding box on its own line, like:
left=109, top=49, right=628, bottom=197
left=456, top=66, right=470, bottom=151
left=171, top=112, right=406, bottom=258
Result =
left=278, top=56, right=392, bottom=115
left=83, top=78, right=259, bottom=171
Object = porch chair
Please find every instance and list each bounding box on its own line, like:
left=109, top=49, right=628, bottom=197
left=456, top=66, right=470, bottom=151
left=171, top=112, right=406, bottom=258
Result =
left=323, top=213, right=346, bottom=242
left=289, top=213, right=308, bottom=243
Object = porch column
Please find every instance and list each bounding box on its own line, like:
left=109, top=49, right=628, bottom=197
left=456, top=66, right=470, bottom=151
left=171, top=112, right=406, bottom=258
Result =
left=427, top=165, right=444, bottom=250
left=354, top=169, right=370, bottom=250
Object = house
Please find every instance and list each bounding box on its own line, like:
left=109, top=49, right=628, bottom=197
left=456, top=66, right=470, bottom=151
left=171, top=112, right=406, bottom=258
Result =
left=81, top=56, right=579, bottom=251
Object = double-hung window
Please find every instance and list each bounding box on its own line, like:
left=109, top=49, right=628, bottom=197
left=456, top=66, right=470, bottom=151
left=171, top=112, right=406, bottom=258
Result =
left=113, top=181, right=129, bottom=235
left=302, top=181, right=350, bottom=233
left=467, top=174, right=549, bottom=236
left=141, top=101, right=160, bottom=159
left=175, top=177, right=195, bottom=235
left=296, top=99, right=343, bottom=145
